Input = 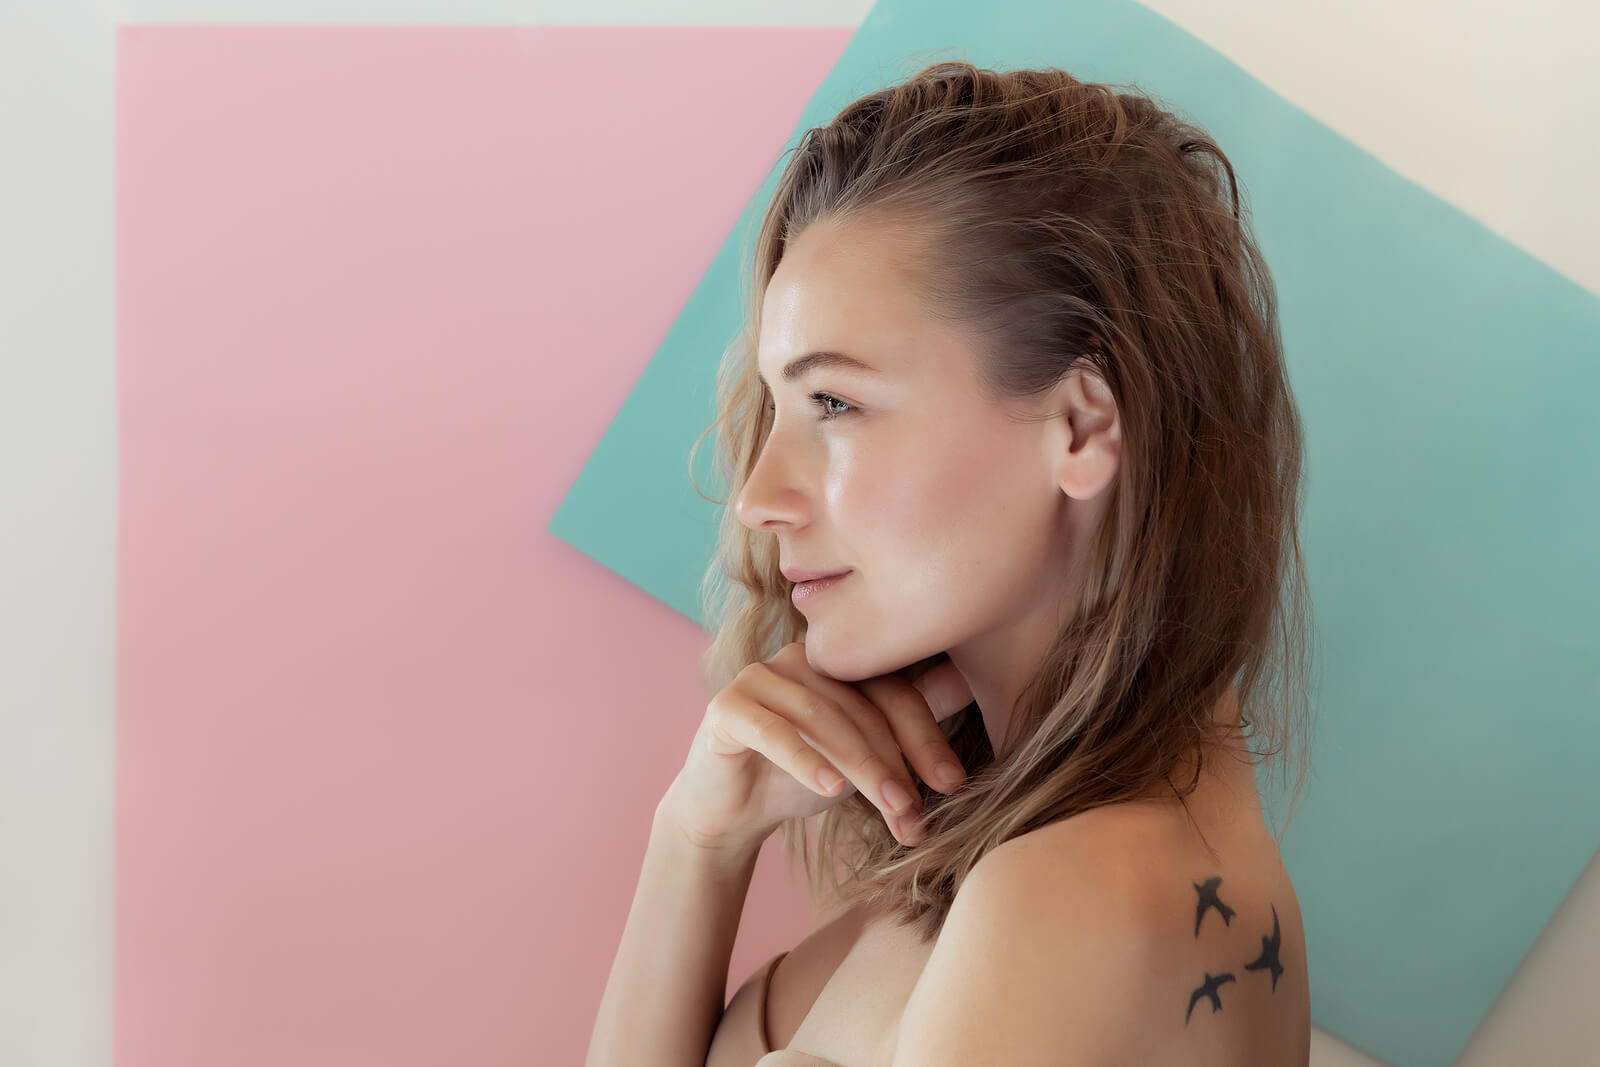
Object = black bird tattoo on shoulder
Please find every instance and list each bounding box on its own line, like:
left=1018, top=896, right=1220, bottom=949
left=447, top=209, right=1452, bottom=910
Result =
left=1186, top=972, right=1236, bottom=1025
left=1193, top=875, right=1235, bottom=936
left=1181, top=876, right=1289, bottom=1026
left=1242, top=903, right=1285, bottom=992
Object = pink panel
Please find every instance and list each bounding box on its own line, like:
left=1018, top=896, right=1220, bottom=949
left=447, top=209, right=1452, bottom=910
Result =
left=115, top=25, right=851, bottom=1066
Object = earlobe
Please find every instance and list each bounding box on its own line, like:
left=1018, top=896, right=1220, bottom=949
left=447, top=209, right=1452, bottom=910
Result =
left=1051, top=371, right=1120, bottom=501
left=1058, top=441, right=1119, bottom=502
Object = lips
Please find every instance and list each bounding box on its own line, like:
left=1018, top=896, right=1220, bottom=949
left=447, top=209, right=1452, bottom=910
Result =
left=781, top=566, right=851, bottom=583
left=790, top=570, right=850, bottom=605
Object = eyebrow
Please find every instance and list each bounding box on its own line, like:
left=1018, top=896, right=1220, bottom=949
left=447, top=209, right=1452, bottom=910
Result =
left=757, top=350, right=880, bottom=389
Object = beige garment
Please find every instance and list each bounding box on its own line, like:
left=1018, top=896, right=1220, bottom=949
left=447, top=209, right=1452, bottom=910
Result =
left=705, top=949, right=845, bottom=1067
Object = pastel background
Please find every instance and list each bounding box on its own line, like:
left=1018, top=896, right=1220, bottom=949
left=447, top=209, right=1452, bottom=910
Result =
left=547, top=0, right=1600, bottom=1064
left=2, top=5, right=1596, bottom=1067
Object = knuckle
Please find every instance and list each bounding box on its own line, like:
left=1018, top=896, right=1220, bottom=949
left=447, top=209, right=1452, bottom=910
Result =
left=793, top=741, right=824, bottom=775
left=797, top=691, right=836, bottom=721
left=749, top=712, right=774, bottom=746
left=855, top=749, right=894, bottom=782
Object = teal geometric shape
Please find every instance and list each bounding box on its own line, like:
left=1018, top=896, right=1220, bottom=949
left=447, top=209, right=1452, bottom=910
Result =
left=548, top=1, right=1600, bottom=1063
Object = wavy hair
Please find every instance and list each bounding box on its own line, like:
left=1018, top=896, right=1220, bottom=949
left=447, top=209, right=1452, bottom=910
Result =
left=687, top=60, right=1317, bottom=942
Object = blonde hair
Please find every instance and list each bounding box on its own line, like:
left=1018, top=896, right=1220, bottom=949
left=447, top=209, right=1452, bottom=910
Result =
left=688, top=60, right=1317, bottom=942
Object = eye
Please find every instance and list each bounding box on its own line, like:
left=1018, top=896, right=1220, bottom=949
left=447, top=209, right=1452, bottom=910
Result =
left=765, top=391, right=855, bottom=422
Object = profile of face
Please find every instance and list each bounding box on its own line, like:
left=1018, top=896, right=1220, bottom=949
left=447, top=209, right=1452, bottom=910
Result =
left=735, top=215, right=1121, bottom=747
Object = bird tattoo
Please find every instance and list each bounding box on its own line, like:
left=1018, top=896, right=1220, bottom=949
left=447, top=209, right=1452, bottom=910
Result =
left=1242, top=903, right=1285, bottom=992
left=1186, top=971, right=1236, bottom=1024
left=1183, top=878, right=1288, bottom=1024
left=1192, top=875, right=1235, bottom=936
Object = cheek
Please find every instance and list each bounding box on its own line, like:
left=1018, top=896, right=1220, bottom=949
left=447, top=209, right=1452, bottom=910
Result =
left=833, top=428, right=1027, bottom=589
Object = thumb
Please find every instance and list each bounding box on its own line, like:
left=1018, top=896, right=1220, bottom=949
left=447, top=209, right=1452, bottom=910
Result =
left=912, top=657, right=975, bottom=723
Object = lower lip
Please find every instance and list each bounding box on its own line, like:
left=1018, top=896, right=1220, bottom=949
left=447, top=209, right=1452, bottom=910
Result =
left=792, top=571, right=851, bottom=603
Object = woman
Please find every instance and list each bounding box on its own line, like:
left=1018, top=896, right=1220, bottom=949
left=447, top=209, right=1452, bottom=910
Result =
left=588, top=60, right=1316, bottom=1067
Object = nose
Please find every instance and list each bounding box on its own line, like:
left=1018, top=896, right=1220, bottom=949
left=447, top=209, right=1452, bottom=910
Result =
left=733, top=431, right=811, bottom=533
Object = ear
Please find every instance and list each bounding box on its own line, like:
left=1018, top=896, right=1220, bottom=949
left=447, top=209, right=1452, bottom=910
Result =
left=1046, top=363, right=1120, bottom=501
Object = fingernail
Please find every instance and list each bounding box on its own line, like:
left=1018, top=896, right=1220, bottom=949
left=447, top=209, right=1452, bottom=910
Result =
left=882, top=780, right=913, bottom=814
left=935, top=761, right=965, bottom=789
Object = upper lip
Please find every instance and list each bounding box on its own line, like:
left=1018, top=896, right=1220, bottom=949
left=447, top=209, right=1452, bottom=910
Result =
left=781, top=565, right=851, bottom=583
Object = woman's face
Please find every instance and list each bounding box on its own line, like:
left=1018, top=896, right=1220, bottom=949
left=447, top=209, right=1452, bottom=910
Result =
left=735, top=216, right=1120, bottom=751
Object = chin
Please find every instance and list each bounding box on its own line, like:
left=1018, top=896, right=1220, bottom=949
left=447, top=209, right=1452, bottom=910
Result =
left=803, top=636, right=943, bottom=686
left=800, top=640, right=867, bottom=683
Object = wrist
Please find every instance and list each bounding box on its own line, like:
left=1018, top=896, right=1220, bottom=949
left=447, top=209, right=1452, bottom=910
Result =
left=653, top=781, right=769, bottom=871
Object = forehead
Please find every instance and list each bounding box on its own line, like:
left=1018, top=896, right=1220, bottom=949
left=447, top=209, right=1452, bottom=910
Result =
left=756, top=219, right=930, bottom=382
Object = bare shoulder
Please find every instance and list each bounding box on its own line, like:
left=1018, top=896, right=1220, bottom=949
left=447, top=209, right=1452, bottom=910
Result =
left=971, top=801, right=1310, bottom=1066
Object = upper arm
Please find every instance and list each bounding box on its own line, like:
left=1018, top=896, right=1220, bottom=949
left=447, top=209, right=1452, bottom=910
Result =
left=705, top=951, right=785, bottom=1067
left=889, top=834, right=1185, bottom=1067
left=706, top=902, right=866, bottom=1066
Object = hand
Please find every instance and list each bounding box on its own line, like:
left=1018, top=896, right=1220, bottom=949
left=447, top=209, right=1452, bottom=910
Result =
left=659, top=643, right=974, bottom=856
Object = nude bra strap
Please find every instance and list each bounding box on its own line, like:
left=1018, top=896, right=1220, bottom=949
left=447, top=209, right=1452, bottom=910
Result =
left=757, top=950, right=790, bottom=1053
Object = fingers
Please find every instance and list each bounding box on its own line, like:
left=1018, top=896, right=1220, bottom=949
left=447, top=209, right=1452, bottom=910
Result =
left=709, top=686, right=856, bottom=799
left=908, top=656, right=976, bottom=725
left=744, top=663, right=928, bottom=844
left=857, top=669, right=970, bottom=796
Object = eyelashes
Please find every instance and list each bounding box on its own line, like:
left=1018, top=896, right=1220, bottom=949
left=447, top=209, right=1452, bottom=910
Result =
left=765, top=391, right=855, bottom=422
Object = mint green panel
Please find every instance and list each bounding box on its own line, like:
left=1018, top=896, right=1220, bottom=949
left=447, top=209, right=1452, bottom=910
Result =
left=549, top=1, right=1600, bottom=1063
